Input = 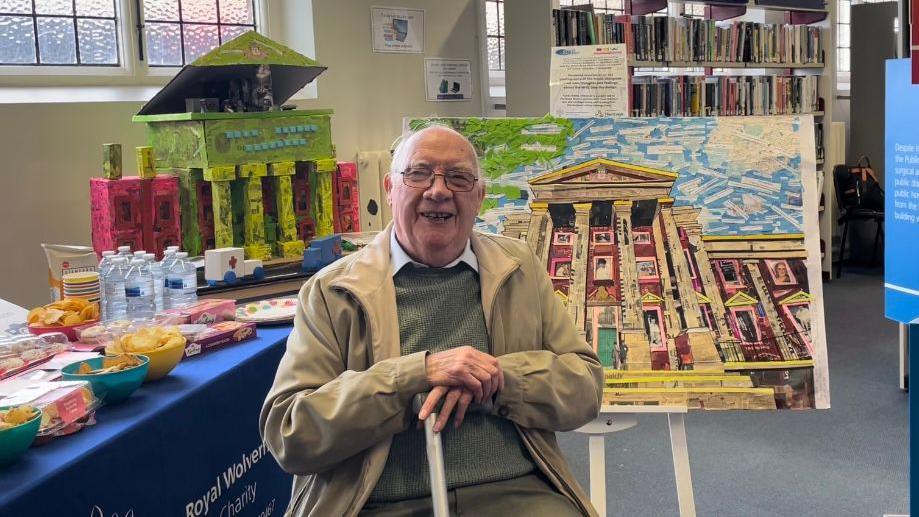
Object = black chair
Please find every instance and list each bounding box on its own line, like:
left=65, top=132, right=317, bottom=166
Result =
left=833, top=164, right=884, bottom=278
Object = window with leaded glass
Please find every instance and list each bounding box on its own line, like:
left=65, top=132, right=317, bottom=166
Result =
left=143, top=0, right=257, bottom=67
left=0, top=0, right=119, bottom=65
left=485, top=0, right=503, bottom=71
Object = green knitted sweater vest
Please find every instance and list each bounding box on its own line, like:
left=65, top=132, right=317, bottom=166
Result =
left=368, top=264, right=535, bottom=502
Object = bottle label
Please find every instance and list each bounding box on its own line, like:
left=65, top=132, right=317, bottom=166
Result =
left=166, top=278, right=184, bottom=290
left=124, top=286, right=150, bottom=298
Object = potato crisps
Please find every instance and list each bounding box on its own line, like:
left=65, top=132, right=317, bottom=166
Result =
left=111, top=326, right=186, bottom=354
left=76, top=355, right=143, bottom=375
left=27, top=299, right=99, bottom=328
left=0, top=405, right=38, bottom=431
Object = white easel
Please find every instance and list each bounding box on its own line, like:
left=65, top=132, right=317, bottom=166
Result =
left=575, top=405, right=695, bottom=517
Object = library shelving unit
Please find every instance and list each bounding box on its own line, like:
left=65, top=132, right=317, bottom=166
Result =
left=504, top=0, right=837, bottom=277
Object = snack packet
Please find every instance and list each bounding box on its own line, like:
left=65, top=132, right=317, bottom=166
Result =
left=41, top=244, right=98, bottom=302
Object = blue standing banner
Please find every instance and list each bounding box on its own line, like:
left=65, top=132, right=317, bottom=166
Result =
left=884, top=58, right=919, bottom=516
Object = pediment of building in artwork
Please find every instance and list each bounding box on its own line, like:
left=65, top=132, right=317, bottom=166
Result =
left=724, top=291, right=760, bottom=307
left=528, top=158, right=678, bottom=186
left=778, top=290, right=814, bottom=305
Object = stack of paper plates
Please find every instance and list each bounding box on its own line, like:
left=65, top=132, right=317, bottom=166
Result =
left=62, top=272, right=100, bottom=304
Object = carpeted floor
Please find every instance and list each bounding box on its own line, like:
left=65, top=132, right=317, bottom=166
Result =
left=557, top=271, right=909, bottom=516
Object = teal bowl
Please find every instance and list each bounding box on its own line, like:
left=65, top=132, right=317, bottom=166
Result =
left=61, top=355, right=149, bottom=405
left=0, top=407, right=42, bottom=466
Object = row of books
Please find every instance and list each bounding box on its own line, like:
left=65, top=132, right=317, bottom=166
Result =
left=630, top=75, right=820, bottom=117
left=552, top=10, right=824, bottom=66
left=629, top=17, right=824, bottom=64
left=552, top=9, right=625, bottom=47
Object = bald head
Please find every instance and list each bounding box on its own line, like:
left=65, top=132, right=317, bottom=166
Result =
left=391, top=125, right=479, bottom=178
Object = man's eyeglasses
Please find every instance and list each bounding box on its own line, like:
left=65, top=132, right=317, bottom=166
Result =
left=399, top=167, right=478, bottom=192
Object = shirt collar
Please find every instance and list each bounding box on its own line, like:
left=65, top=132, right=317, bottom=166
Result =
left=390, top=230, right=479, bottom=276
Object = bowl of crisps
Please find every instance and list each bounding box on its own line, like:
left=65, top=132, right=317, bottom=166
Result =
left=27, top=299, right=100, bottom=341
left=105, top=326, right=186, bottom=382
left=0, top=406, right=42, bottom=466
left=61, top=355, right=149, bottom=405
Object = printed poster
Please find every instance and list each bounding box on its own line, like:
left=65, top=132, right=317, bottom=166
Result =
left=549, top=44, right=629, bottom=118
left=371, top=6, right=424, bottom=53
left=425, top=58, right=472, bottom=101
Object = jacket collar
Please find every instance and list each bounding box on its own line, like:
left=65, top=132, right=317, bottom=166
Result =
left=330, top=223, right=521, bottom=361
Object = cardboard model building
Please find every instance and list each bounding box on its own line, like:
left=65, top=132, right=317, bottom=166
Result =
left=132, top=32, right=345, bottom=260
left=408, top=116, right=829, bottom=410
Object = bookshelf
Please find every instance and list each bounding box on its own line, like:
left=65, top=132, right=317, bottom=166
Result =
left=503, top=0, right=836, bottom=277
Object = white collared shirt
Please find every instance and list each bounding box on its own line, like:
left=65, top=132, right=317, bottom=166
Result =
left=390, top=230, right=479, bottom=276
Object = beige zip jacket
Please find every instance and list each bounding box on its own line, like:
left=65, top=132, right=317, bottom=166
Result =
left=260, top=227, right=604, bottom=516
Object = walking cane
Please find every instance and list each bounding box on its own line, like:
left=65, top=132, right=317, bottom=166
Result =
left=412, top=392, right=450, bottom=517
left=411, top=392, right=494, bottom=517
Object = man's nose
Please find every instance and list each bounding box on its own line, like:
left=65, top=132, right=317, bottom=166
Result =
left=424, top=173, right=453, bottom=200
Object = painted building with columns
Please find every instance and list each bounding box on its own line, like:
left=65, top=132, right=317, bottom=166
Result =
left=504, top=158, right=817, bottom=409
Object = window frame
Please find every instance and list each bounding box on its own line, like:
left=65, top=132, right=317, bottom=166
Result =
left=0, top=0, right=269, bottom=86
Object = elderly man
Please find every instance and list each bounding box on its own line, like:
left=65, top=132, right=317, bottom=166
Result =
left=260, top=125, right=603, bottom=516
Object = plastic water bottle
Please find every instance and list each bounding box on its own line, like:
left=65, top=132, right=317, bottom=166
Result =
left=124, top=258, right=155, bottom=319
left=166, top=252, right=198, bottom=309
left=105, top=257, right=128, bottom=320
left=97, top=251, right=116, bottom=320
left=160, top=249, right=177, bottom=275
left=117, top=246, right=132, bottom=259
left=133, top=250, right=147, bottom=260
left=144, top=253, right=165, bottom=312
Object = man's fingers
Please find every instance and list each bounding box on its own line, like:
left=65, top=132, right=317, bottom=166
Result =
left=453, top=390, right=474, bottom=428
left=419, top=386, right=448, bottom=420
left=461, top=373, right=483, bottom=403
left=434, top=389, right=462, bottom=432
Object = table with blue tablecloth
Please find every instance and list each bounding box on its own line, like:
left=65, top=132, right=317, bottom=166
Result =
left=0, top=326, right=294, bottom=517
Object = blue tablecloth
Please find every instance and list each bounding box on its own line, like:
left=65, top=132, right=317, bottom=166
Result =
left=0, top=326, right=294, bottom=517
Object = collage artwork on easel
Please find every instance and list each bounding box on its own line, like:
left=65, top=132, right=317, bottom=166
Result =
left=408, top=115, right=829, bottom=410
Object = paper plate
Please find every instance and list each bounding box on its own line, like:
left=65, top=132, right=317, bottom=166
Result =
left=235, top=297, right=298, bottom=324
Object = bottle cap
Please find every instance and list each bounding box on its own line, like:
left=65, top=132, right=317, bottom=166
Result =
left=176, top=252, right=189, bottom=259
left=118, top=246, right=131, bottom=252
left=102, top=251, right=115, bottom=257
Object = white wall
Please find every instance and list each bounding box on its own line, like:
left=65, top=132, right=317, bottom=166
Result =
left=0, top=0, right=484, bottom=309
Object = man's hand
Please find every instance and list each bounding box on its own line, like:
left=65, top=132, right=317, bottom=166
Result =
left=425, top=346, right=504, bottom=403
left=418, top=386, right=475, bottom=432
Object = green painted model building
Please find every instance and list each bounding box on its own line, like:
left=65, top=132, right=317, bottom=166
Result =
left=133, top=32, right=336, bottom=259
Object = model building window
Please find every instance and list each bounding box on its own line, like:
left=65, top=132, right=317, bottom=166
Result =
left=553, top=231, right=574, bottom=245
left=550, top=258, right=572, bottom=279
left=592, top=231, right=613, bottom=244
left=643, top=307, right=665, bottom=350
left=765, top=259, right=797, bottom=286
left=0, top=0, right=119, bottom=65
left=783, top=303, right=813, bottom=351
left=731, top=307, right=761, bottom=343
left=143, top=0, right=257, bottom=66
left=716, top=259, right=744, bottom=288
left=636, top=257, right=658, bottom=280
left=593, top=256, right=613, bottom=281
left=632, top=231, right=651, bottom=244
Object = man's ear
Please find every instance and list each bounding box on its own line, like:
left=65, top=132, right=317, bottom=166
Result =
left=384, top=173, right=393, bottom=206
